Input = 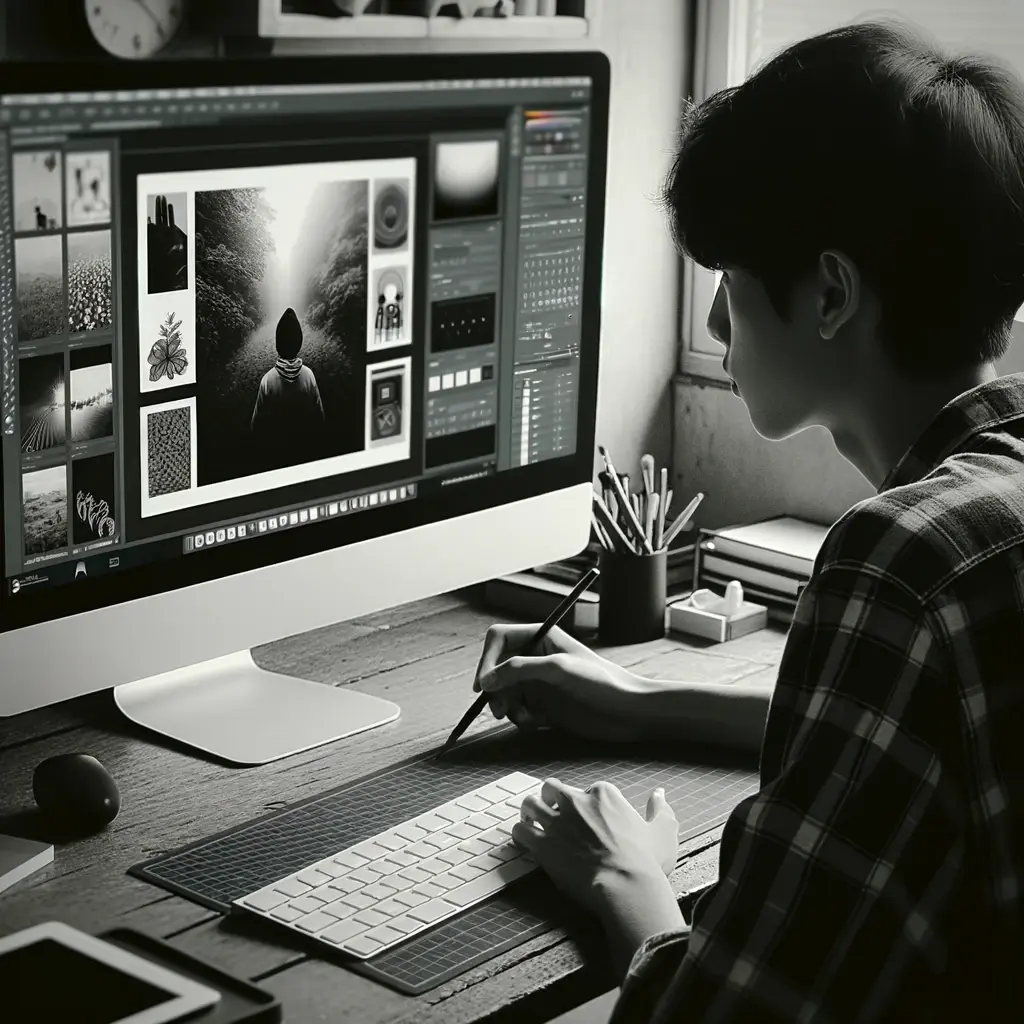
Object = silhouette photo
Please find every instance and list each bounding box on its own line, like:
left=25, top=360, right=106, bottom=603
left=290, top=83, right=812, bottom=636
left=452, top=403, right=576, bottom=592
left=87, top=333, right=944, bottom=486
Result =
left=147, top=192, right=188, bottom=293
left=194, top=176, right=369, bottom=485
left=12, top=150, right=62, bottom=233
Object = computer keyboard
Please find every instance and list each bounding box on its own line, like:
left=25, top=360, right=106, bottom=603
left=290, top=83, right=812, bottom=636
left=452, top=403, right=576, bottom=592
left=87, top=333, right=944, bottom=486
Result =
left=233, top=772, right=544, bottom=959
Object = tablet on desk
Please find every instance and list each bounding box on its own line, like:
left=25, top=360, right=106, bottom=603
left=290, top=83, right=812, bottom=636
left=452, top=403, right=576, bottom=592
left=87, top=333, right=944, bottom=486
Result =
left=0, top=921, right=221, bottom=1023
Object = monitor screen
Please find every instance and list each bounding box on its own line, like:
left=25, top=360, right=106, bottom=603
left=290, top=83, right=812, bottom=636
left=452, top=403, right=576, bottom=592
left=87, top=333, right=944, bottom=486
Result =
left=0, top=55, right=606, bottom=634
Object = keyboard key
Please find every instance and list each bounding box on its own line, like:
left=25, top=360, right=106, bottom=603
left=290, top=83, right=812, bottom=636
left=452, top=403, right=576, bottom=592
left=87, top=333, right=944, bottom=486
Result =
left=432, top=871, right=463, bottom=890
left=375, top=898, right=409, bottom=918
left=393, top=823, right=430, bottom=843
left=408, top=899, right=453, bottom=924
left=418, top=858, right=448, bottom=876
left=428, top=831, right=461, bottom=850
left=455, top=793, right=491, bottom=813
left=362, top=881, right=398, bottom=900
left=406, top=841, right=442, bottom=858
left=374, top=833, right=406, bottom=851
left=342, top=935, right=382, bottom=956
left=382, top=873, right=414, bottom=891
left=468, top=852, right=508, bottom=873
left=322, top=902, right=357, bottom=921
left=443, top=858, right=537, bottom=907
left=240, top=889, right=289, bottom=912
left=483, top=805, right=509, bottom=822
left=450, top=860, right=486, bottom=882
left=294, top=911, right=337, bottom=934
left=467, top=812, right=497, bottom=830
left=370, top=859, right=404, bottom=875
left=412, top=881, right=447, bottom=901
left=398, top=866, right=432, bottom=885
left=311, top=859, right=348, bottom=879
left=384, top=850, right=419, bottom=868
left=275, top=878, right=311, bottom=898
left=353, top=908, right=389, bottom=928
left=321, top=918, right=365, bottom=946
left=269, top=904, right=305, bottom=922
left=290, top=896, right=326, bottom=914
left=387, top=915, right=422, bottom=934
left=349, top=866, right=383, bottom=885
left=392, top=889, right=428, bottom=908
left=475, top=782, right=514, bottom=803
left=326, top=876, right=364, bottom=895
left=363, top=924, right=407, bottom=946
left=476, top=828, right=506, bottom=847
left=310, top=882, right=342, bottom=903
left=496, top=772, right=540, bottom=795
left=436, top=802, right=473, bottom=823
left=352, top=841, right=394, bottom=861
left=445, top=822, right=479, bottom=840
left=333, top=851, right=369, bottom=870
left=297, top=868, right=333, bottom=888
left=414, top=813, right=449, bottom=831
left=340, top=891, right=376, bottom=911
left=437, top=846, right=473, bottom=866
left=459, top=838, right=493, bottom=857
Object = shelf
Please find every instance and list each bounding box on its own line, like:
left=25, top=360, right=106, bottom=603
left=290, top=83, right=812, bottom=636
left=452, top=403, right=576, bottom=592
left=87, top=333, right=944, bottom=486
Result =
left=427, top=15, right=589, bottom=37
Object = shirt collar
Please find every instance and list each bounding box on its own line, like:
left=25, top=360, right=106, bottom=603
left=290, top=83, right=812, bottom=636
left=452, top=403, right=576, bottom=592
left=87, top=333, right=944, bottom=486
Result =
left=879, top=372, right=1024, bottom=493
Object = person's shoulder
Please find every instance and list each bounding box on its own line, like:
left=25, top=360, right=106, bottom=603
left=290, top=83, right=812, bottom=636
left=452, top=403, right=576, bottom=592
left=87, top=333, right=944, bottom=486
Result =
left=298, top=365, right=319, bottom=386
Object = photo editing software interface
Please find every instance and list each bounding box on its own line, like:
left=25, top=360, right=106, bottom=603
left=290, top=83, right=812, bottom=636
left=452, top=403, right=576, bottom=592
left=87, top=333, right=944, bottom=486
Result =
left=0, top=74, right=596, bottom=605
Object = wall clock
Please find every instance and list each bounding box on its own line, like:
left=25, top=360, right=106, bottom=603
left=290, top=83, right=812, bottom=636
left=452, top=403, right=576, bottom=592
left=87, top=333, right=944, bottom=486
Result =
left=85, top=0, right=186, bottom=59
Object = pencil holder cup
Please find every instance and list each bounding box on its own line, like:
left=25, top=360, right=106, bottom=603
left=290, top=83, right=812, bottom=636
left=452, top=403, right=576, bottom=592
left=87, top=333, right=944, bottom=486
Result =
left=598, top=547, right=667, bottom=645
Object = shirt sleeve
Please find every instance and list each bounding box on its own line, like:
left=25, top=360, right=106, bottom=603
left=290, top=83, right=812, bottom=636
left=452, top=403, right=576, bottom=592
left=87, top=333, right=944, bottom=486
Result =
left=610, top=563, right=961, bottom=1024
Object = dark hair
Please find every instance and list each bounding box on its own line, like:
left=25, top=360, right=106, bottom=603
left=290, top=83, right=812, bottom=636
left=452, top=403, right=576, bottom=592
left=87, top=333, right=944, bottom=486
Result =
left=658, top=18, right=1024, bottom=377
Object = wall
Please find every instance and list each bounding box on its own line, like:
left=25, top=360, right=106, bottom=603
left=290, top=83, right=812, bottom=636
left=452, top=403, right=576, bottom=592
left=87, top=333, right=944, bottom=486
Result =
left=273, top=0, right=691, bottom=483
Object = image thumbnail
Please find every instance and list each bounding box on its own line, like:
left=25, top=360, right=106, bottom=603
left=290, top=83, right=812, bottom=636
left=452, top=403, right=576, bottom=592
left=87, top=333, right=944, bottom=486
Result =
left=147, top=192, right=188, bottom=294
left=141, top=305, right=193, bottom=392
left=19, top=352, right=65, bottom=453
left=72, top=452, right=117, bottom=544
left=69, top=345, right=114, bottom=443
left=373, top=179, right=408, bottom=253
left=146, top=403, right=193, bottom=497
left=16, top=235, right=64, bottom=341
left=372, top=266, right=406, bottom=347
left=68, top=229, right=113, bottom=334
left=433, top=139, right=500, bottom=222
left=195, top=176, right=368, bottom=485
left=12, top=150, right=63, bottom=232
left=66, top=151, right=112, bottom=227
left=23, top=464, right=68, bottom=556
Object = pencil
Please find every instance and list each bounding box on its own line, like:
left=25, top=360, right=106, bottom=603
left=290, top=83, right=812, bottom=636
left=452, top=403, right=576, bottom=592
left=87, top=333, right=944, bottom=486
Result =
left=436, top=567, right=600, bottom=759
left=656, top=467, right=668, bottom=549
left=661, top=492, right=704, bottom=550
left=592, top=490, right=635, bottom=553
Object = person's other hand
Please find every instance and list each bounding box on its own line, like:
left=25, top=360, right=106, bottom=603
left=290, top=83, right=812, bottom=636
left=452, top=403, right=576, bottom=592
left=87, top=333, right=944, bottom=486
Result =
left=514, top=778, right=679, bottom=919
left=473, top=623, right=646, bottom=743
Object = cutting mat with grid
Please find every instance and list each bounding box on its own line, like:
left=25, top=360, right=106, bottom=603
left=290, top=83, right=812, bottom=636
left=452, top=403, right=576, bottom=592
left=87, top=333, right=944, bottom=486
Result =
left=130, top=728, right=758, bottom=994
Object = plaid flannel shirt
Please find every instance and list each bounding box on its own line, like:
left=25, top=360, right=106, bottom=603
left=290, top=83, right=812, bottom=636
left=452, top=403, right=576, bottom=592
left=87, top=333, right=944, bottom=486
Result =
left=611, top=373, right=1024, bottom=1023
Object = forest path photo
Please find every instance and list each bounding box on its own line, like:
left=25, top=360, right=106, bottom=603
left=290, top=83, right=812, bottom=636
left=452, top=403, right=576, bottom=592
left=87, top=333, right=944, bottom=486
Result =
left=194, top=175, right=370, bottom=486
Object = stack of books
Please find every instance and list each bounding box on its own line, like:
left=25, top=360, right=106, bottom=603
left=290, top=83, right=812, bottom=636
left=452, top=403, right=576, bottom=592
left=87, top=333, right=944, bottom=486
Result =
left=694, top=516, right=831, bottom=623
left=482, top=533, right=696, bottom=634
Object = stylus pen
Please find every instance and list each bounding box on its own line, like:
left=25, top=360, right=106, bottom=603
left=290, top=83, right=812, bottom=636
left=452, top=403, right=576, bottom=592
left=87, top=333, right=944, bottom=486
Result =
left=435, top=566, right=601, bottom=759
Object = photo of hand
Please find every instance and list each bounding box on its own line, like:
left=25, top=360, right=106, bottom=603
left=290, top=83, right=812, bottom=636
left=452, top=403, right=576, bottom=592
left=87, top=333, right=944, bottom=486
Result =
left=147, top=193, right=188, bottom=294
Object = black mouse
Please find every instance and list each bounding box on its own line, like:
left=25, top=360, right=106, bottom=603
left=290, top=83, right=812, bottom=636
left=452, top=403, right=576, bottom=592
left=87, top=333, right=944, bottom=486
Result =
left=33, top=753, right=121, bottom=833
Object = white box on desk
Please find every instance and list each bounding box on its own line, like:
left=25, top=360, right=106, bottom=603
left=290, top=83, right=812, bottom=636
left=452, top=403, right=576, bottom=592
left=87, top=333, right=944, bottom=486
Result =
left=668, top=598, right=768, bottom=644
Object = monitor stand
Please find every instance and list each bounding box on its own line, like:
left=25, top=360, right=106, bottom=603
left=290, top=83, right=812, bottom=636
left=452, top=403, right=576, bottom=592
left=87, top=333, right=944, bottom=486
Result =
left=112, top=650, right=400, bottom=766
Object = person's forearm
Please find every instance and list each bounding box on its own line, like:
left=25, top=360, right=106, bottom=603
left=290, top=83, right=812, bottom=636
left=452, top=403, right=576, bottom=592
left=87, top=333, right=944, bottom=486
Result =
left=625, top=672, right=772, bottom=754
left=597, top=868, right=686, bottom=983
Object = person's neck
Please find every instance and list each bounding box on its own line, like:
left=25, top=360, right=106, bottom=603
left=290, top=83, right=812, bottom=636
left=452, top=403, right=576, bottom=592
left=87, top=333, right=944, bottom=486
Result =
left=830, top=361, right=998, bottom=489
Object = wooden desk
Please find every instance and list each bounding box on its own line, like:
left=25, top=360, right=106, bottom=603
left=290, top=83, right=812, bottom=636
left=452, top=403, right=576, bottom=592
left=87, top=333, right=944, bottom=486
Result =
left=0, top=588, right=787, bottom=1023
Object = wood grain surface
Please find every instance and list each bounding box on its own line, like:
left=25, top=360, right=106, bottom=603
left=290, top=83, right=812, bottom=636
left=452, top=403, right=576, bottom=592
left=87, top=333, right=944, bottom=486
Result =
left=0, top=586, right=787, bottom=1023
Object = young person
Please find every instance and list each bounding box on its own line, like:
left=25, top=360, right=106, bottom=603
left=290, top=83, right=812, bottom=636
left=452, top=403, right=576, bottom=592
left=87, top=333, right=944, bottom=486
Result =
left=474, top=19, right=1024, bottom=1022
left=250, top=306, right=325, bottom=457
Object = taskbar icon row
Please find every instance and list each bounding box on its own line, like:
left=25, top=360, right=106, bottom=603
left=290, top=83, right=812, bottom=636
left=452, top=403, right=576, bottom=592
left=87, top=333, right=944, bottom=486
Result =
left=184, top=483, right=418, bottom=554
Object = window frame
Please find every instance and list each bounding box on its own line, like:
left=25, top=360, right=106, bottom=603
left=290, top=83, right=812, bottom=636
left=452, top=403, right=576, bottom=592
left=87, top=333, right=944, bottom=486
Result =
left=679, top=0, right=752, bottom=382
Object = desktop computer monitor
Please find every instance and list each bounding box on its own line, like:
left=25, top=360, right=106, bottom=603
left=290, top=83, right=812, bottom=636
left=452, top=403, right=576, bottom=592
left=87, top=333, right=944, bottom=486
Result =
left=0, top=52, right=609, bottom=764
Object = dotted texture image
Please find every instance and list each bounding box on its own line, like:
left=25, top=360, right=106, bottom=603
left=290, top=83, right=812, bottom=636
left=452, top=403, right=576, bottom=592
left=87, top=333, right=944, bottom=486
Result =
left=147, top=406, right=191, bottom=497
